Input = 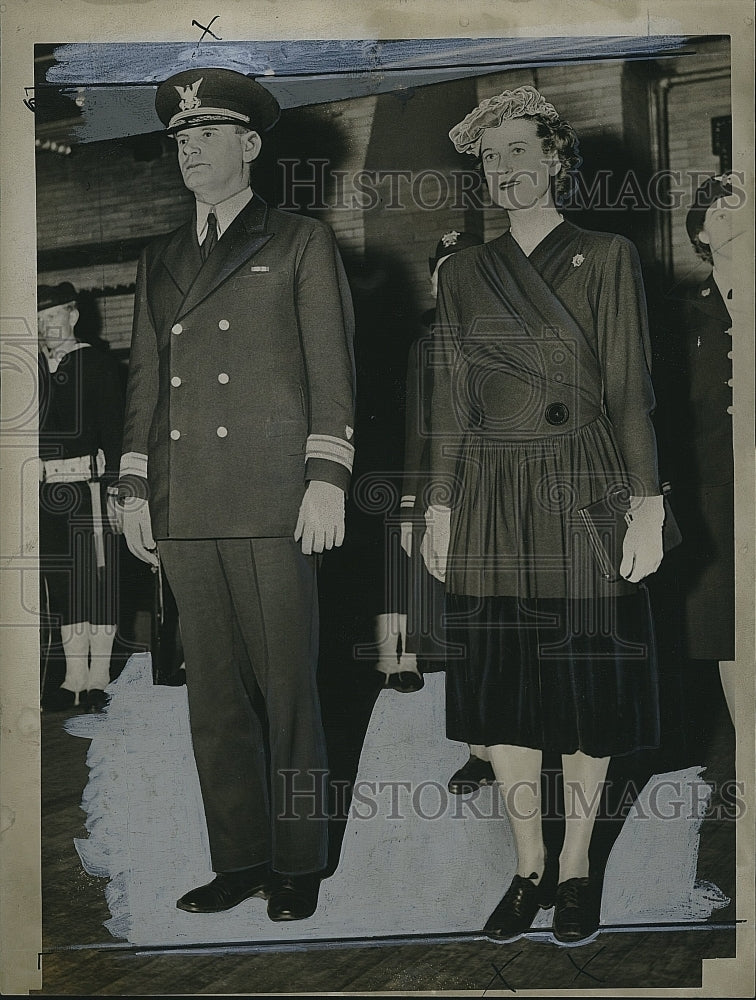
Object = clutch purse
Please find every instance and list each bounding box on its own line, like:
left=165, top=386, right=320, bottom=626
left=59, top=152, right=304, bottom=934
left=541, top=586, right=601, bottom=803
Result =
left=576, top=485, right=682, bottom=582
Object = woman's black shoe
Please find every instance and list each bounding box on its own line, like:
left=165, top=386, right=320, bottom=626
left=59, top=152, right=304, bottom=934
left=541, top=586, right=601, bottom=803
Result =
left=447, top=754, right=496, bottom=794
left=385, top=670, right=424, bottom=693
left=552, top=877, right=600, bottom=943
left=484, top=869, right=553, bottom=941
left=86, top=689, right=108, bottom=713
left=41, top=688, right=85, bottom=712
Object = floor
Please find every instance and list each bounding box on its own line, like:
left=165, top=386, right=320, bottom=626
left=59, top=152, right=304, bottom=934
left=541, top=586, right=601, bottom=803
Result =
left=32, top=638, right=746, bottom=996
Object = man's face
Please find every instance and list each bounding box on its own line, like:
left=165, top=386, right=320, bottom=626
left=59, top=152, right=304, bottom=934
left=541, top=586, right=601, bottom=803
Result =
left=37, top=303, right=77, bottom=352
left=699, top=193, right=746, bottom=260
left=175, top=125, right=260, bottom=203
left=480, top=118, right=558, bottom=211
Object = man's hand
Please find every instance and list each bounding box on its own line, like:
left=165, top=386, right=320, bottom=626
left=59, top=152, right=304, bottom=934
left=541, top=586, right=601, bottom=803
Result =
left=294, top=480, right=345, bottom=555
left=106, top=490, right=124, bottom=534
left=118, top=476, right=158, bottom=568
left=420, top=504, right=452, bottom=583
left=620, top=494, right=665, bottom=583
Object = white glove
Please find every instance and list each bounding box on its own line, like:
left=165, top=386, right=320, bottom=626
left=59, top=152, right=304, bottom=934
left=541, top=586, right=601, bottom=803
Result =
left=294, top=480, right=345, bottom=555
left=420, top=504, right=452, bottom=583
left=122, top=496, right=158, bottom=568
left=106, top=490, right=124, bottom=534
left=620, top=494, right=664, bottom=583
left=400, top=495, right=416, bottom=558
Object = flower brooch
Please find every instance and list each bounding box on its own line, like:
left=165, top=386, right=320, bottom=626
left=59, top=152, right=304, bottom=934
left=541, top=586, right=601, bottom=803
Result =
left=571, top=253, right=585, bottom=268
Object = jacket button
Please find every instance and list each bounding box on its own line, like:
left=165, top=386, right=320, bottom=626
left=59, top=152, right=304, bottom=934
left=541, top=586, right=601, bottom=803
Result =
left=216, top=426, right=228, bottom=438
left=728, top=351, right=733, bottom=359
left=545, top=402, right=569, bottom=426
left=727, top=378, right=734, bottom=386
left=218, top=319, right=230, bottom=331
left=726, top=405, right=734, bottom=415
left=218, top=373, right=230, bottom=384
left=171, top=376, right=182, bottom=387
left=171, top=323, right=183, bottom=335
left=170, top=429, right=181, bottom=440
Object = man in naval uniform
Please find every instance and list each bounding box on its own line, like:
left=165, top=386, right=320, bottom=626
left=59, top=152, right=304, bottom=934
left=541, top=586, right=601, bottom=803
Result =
left=118, top=68, right=355, bottom=921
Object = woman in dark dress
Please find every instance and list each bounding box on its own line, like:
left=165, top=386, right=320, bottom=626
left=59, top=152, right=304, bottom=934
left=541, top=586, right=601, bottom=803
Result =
left=420, top=87, right=666, bottom=943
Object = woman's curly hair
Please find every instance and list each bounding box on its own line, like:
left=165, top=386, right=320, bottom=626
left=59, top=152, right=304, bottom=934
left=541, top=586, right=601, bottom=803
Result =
left=450, top=86, right=582, bottom=205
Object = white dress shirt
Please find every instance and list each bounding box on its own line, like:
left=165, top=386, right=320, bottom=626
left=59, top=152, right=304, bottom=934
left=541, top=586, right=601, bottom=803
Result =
left=196, top=187, right=253, bottom=244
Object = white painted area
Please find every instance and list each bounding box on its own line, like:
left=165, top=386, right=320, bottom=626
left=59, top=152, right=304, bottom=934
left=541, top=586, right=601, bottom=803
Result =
left=65, top=654, right=728, bottom=945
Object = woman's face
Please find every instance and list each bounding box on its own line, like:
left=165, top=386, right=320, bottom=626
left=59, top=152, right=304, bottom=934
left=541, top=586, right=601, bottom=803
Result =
left=479, top=118, right=559, bottom=212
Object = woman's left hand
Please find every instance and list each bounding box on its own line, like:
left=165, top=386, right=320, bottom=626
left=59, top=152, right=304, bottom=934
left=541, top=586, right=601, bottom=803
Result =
left=620, top=494, right=665, bottom=583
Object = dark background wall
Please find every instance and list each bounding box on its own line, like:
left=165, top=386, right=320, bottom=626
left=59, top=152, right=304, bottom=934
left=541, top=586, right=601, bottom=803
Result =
left=36, top=38, right=730, bottom=357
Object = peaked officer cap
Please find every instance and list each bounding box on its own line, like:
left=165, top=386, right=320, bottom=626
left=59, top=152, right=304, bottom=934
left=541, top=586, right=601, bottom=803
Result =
left=155, top=67, right=281, bottom=135
left=37, top=282, right=78, bottom=311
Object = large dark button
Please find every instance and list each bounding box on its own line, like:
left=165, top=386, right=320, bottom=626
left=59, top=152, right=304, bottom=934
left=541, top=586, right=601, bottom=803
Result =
left=545, top=402, right=569, bottom=426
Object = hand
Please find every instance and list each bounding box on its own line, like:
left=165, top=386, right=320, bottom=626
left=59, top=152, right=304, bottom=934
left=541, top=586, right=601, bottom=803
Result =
left=400, top=496, right=416, bottom=558
left=620, top=494, right=665, bottom=583
left=420, top=504, right=451, bottom=583
left=294, top=480, right=345, bottom=555
left=121, top=496, right=158, bottom=568
left=106, top=491, right=124, bottom=534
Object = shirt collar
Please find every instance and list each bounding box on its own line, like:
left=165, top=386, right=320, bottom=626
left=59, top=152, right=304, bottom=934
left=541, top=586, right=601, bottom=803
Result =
left=44, top=340, right=88, bottom=373
left=196, top=187, right=253, bottom=242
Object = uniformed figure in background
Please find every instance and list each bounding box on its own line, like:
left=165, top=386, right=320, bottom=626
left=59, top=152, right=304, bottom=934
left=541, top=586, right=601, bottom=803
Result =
left=38, top=282, right=124, bottom=713
left=118, top=68, right=356, bottom=922
left=399, top=230, right=496, bottom=792
left=661, top=175, right=745, bottom=724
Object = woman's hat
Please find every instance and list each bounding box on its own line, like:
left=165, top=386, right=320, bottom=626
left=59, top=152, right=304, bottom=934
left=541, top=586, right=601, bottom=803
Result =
left=429, top=230, right=483, bottom=274
left=155, top=67, right=281, bottom=135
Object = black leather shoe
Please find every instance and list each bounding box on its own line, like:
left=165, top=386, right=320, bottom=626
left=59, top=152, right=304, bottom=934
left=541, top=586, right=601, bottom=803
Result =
left=484, top=856, right=557, bottom=941
left=86, top=689, right=108, bottom=713
left=553, top=877, right=600, bottom=944
left=385, top=671, right=425, bottom=693
left=41, top=688, right=83, bottom=712
left=267, top=873, right=321, bottom=922
left=484, top=874, right=547, bottom=941
left=176, top=865, right=271, bottom=913
left=448, top=754, right=496, bottom=794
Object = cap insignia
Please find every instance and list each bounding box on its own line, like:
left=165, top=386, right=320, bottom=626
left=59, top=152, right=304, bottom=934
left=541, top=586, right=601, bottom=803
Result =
left=175, top=78, right=203, bottom=112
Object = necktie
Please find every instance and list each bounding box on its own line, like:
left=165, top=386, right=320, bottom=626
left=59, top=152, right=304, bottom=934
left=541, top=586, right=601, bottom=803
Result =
left=201, top=211, right=218, bottom=262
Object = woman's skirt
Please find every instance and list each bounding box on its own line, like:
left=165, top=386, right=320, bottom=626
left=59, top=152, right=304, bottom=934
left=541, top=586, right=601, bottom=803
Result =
left=445, top=590, right=660, bottom=756
left=443, top=415, right=660, bottom=756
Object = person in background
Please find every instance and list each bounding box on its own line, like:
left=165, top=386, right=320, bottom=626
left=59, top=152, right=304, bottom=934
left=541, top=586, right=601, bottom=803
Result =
left=118, top=68, right=355, bottom=923
left=399, top=230, right=495, bottom=793
left=38, top=281, right=124, bottom=713
left=422, top=86, right=665, bottom=944
left=661, top=174, right=745, bottom=725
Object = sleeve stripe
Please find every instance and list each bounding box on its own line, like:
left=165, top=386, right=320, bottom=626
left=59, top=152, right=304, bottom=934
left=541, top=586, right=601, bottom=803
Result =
left=120, top=451, right=148, bottom=478
left=305, top=434, right=354, bottom=472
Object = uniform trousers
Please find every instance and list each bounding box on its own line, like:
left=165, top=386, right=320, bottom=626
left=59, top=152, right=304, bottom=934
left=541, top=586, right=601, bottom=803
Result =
left=159, top=537, right=328, bottom=875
